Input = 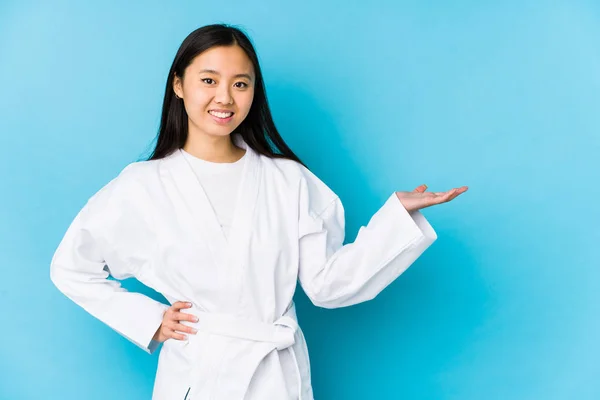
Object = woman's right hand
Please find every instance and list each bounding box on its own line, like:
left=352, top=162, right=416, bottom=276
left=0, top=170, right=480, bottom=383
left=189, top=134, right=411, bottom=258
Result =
left=152, top=301, right=199, bottom=343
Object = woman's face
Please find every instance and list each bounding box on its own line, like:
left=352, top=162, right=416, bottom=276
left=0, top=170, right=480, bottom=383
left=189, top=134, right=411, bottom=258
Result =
left=173, top=45, right=255, bottom=139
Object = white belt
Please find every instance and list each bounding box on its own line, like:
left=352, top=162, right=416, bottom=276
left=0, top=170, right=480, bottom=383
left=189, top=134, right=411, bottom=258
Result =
left=182, top=303, right=303, bottom=400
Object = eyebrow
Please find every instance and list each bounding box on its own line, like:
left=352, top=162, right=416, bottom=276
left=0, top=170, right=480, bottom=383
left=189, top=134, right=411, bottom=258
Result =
left=199, top=69, right=253, bottom=81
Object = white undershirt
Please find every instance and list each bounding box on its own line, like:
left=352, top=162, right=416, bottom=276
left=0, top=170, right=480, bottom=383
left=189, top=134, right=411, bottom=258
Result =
left=182, top=148, right=246, bottom=240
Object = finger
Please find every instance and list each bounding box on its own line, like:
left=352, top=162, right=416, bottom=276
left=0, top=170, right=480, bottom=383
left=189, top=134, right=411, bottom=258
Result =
left=172, top=301, right=193, bottom=310
left=423, top=192, right=445, bottom=205
left=432, top=187, right=466, bottom=204
left=451, top=187, right=465, bottom=199
left=439, top=189, right=457, bottom=202
left=169, top=329, right=188, bottom=341
left=447, top=187, right=468, bottom=201
left=435, top=186, right=467, bottom=196
left=174, top=323, right=198, bottom=334
left=413, top=184, right=428, bottom=193
left=161, top=326, right=187, bottom=341
left=170, top=302, right=192, bottom=315
left=173, top=311, right=199, bottom=323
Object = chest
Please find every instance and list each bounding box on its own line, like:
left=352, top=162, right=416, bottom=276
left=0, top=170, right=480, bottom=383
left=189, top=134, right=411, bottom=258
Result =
left=140, top=169, right=301, bottom=311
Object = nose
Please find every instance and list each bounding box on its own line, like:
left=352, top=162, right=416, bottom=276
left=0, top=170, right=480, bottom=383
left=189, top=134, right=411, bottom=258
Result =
left=214, top=83, right=233, bottom=105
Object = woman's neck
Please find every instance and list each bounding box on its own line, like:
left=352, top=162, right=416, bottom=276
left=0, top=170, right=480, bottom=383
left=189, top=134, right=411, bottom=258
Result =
left=183, top=133, right=245, bottom=163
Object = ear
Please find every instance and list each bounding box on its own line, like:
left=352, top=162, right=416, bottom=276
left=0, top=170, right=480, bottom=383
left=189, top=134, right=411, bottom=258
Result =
left=173, top=74, right=183, bottom=98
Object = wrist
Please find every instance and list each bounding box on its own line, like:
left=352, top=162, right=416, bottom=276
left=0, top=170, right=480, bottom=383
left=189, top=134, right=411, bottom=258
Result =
left=395, top=192, right=416, bottom=212
left=152, top=324, right=163, bottom=342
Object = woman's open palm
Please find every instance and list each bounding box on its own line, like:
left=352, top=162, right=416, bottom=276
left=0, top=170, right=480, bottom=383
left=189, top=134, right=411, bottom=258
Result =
left=395, top=184, right=468, bottom=212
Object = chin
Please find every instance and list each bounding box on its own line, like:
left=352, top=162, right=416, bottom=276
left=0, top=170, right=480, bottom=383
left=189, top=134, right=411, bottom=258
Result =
left=206, top=128, right=236, bottom=137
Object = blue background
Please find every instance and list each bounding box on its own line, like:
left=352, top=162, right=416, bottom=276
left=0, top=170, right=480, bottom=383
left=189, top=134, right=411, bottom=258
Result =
left=1, top=1, right=599, bottom=399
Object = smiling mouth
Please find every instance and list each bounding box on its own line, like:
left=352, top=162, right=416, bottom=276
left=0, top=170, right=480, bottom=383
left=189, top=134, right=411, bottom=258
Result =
left=208, top=110, right=234, bottom=118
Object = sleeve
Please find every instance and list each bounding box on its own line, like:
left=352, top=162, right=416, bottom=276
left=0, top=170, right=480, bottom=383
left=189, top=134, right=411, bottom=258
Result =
left=49, top=172, right=170, bottom=354
left=297, top=172, right=437, bottom=309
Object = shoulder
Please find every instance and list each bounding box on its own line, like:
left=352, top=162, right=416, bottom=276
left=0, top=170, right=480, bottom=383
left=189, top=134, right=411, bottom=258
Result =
left=262, top=155, right=339, bottom=215
left=85, top=159, right=161, bottom=209
left=260, top=155, right=305, bottom=180
left=118, top=158, right=161, bottom=181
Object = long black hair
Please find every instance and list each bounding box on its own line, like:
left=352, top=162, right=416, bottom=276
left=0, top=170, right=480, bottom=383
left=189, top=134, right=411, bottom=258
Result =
left=147, top=24, right=304, bottom=166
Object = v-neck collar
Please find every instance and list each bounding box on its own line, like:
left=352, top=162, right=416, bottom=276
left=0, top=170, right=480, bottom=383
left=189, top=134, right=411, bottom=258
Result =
left=163, top=136, right=262, bottom=278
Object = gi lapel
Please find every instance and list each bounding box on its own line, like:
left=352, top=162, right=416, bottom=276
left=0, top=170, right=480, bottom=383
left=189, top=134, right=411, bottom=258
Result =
left=223, top=136, right=262, bottom=309
left=161, top=137, right=262, bottom=311
left=163, top=149, right=228, bottom=269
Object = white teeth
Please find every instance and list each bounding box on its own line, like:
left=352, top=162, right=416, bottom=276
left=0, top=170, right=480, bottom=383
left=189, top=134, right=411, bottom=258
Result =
left=209, top=111, right=233, bottom=118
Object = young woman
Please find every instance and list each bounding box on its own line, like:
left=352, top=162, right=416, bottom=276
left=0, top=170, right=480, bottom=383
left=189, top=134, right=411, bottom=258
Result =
left=50, top=24, right=467, bottom=400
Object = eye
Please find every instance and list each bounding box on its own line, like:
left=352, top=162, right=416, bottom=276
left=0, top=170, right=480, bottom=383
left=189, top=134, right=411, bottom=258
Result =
left=234, top=82, right=248, bottom=89
left=201, top=78, right=215, bottom=84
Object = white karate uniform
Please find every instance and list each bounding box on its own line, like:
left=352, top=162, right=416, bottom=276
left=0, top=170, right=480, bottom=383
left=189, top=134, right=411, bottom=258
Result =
left=50, top=134, right=437, bottom=400
left=181, top=148, right=246, bottom=240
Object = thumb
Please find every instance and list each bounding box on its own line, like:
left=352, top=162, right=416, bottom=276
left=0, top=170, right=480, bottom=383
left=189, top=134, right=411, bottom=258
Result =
left=413, top=184, right=428, bottom=193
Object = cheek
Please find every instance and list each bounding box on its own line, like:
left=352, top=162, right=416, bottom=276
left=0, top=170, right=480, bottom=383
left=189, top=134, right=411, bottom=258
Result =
left=185, top=95, right=209, bottom=124
left=236, top=92, right=255, bottom=118
left=183, top=91, right=211, bottom=117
